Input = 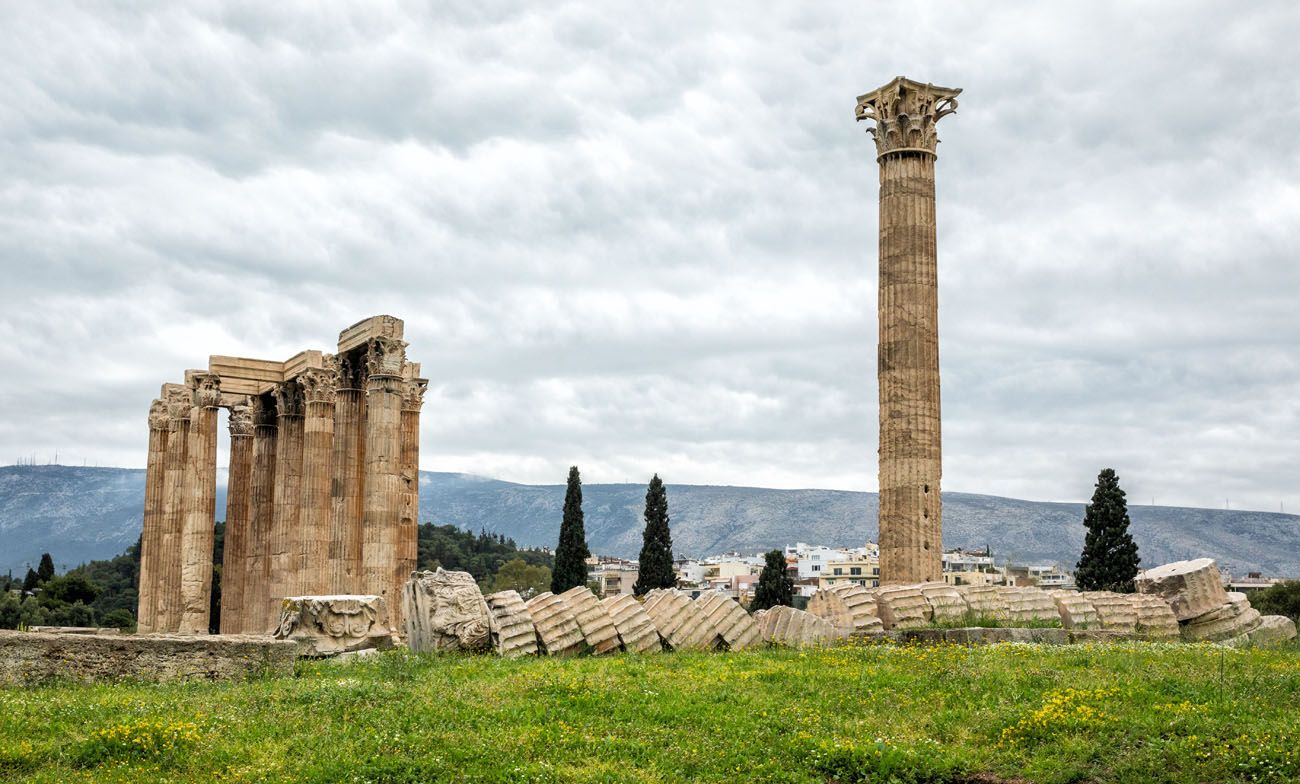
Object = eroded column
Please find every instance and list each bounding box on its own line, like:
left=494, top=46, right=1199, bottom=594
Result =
left=361, top=336, right=406, bottom=627
left=136, top=398, right=169, bottom=633
left=178, top=373, right=220, bottom=634
left=297, top=360, right=338, bottom=596
left=156, top=385, right=191, bottom=632
left=246, top=396, right=278, bottom=633
left=397, top=377, right=427, bottom=616
left=269, top=381, right=304, bottom=622
left=219, top=398, right=254, bottom=634
left=328, top=353, right=366, bottom=594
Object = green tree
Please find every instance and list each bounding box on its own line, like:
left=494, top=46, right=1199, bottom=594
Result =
left=488, top=559, right=552, bottom=598
left=633, top=474, right=675, bottom=596
left=37, top=553, right=55, bottom=583
left=1249, top=580, right=1300, bottom=623
left=0, top=592, right=21, bottom=629
left=1074, top=468, right=1141, bottom=592
left=21, top=568, right=40, bottom=593
left=551, top=466, right=590, bottom=594
left=39, top=573, right=100, bottom=606
left=751, top=550, right=794, bottom=611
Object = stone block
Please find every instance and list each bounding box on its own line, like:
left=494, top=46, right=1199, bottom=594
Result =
left=1135, top=558, right=1230, bottom=622
left=754, top=605, right=839, bottom=647
left=694, top=592, right=762, bottom=651
left=1049, top=590, right=1098, bottom=629
left=1083, top=592, right=1138, bottom=634
left=642, top=589, right=721, bottom=651
left=27, top=626, right=121, bottom=635
left=919, top=582, right=968, bottom=623
left=403, top=570, right=491, bottom=653
left=274, top=595, right=393, bottom=656
left=1127, top=594, right=1181, bottom=641
left=1247, top=615, right=1298, bottom=648
left=1182, top=593, right=1261, bottom=642
left=484, top=590, right=538, bottom=658
left=955, top=585, right=1007, bottom=619
left=557, top=587, right=622, bottom=654
left=807, top=584, right=884, bottom=635
left=602, top=595, right=662, bottom=653
left=874, top=584, right=931, bottom=630
left=1003, top=588, right=1061, bottom=624
left=525, top=592, right=586, bottom=656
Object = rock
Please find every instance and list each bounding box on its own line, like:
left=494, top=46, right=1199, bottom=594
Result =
left=754, top=605, right=840, bottom=647
left=874, top=585, right=931, bottom=630
left=1003, top=588, right=1061, bottom=624
left=1126, top=594, right=1181, bottom=641
left=807, top=584, right=884, bottom=635
left=403, top=570, right=491, bottom=653
left=557, top=587, right=622, bottom=654
left=1049, top=591, right=1098, bottom=629
left=525, top=592, right=586, bottom=656
left=602, top=595, right=662, bottom=653
left=919, top=583, right=968, bottom=623
left=484, top=590, right=539, bottom=658
left=694, top=592, right=762, bottom=651
left=1083, top=592, right=1138, bottom=634
left=642, top=589, right=721, bottom=651
left=1246, top=615, right=1298, bottom=648
left=274, top=595, right=393, bottom=656
left=1182, top=593, right=1261, bottom=642
left=1135, top=558, right=1230, bottom=622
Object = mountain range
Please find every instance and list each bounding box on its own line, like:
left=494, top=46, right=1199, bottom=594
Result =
left=2, top=465, right=1297, bottom=578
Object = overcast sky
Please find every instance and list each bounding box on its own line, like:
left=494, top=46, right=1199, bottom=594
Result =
left=1, top=2, right=1297, bottom=513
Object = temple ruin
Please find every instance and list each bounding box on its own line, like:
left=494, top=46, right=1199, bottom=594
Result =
left=856, top=77, right=960, bottom=584
left=135, top=315, right=427, bottom=635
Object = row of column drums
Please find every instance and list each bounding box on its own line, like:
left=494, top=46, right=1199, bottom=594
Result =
left=136, top=330, right=425, bottom=635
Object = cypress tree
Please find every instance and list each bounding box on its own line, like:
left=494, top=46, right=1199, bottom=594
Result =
left=751, top=549, right=794, bottom=611
left=550, top=466, right=590, bottom=594
left=37, top=553, right=55, bottom=583
left=633, top=474, right=675, bottom=596
left=21, top=568, right=40, bottom=593
left=1075, top=468, right=1142, bottom=592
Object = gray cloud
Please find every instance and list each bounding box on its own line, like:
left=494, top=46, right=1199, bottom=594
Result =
left=1, top=1, right=1297, bottom=514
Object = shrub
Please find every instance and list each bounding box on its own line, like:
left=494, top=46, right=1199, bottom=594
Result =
left=808, top=738, right=964, bottom=784
left=1249, top=580, right=1300, bottom=622
left=73, top=719, right=201, bottom=768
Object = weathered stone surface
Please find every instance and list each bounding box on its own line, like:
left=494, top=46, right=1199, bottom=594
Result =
left=484, top=590, right=538, bottom=658
left=694, top=592, right=762, bottom=651
left=754, top=605, right=840, bottom=647
left=1003, top=588, right=1061, bottom=624
left=919, top=582, right=968, bottom=623
left=1135, top=558, right=1230, bottom=622
left=275, top=595, right=393, bottom=656
left=557, top=587, right=622, bottom=654
left=1084, top=592, right=1138, bottom=634
left=525, top=592, right=586, bottom=656
left=1182, top=592, right=1261, bottom=642
left=0, top=630, right=301, bottom=685
left=807, top=584, right=884, bottom=635
left=1246, top=615, right=1298, bottom=648
left=403, top=569, right=491, bottom=653
left=1049, top=591, right=1098, bottom=629
left=642, top=589, right=721, bottom=651
left=1126, top=594, right=1181, bottom=641
left=602, top=595, right=662, bottom=653
left=955, top=585, right=1007, bottom=619
left=27, top=626, right=121, bottom=635
left=874, top=585, right=930, bottom=630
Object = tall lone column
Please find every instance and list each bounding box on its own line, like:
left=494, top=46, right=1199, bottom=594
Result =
left=397, top=377, right=427, bottom=610
left=328, top=354, right=366, bottom=594
left=156, top=385, right=192, bottom=631
left=219, top=399, right=254, bottom=634
left=246, top=396, right=278, bottom=633
left=269, top=381, right=305, bottom=622
left=362, top=336, right=406, bottom=628
left=178, top=373, right=221, bottom=634
left=855, top=77, right=961, bottom=584
left=297, top=360, right=338, bottom=596
left=136, top=398, right=169, bottom=633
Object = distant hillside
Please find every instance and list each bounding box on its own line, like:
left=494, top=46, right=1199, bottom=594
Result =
left=2, top=465, right=1297, bottom=578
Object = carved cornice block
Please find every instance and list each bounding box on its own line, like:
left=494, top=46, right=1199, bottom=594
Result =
left=273, top=595, right=392, bottom=656
left=403, top=569, right=492, bottom=653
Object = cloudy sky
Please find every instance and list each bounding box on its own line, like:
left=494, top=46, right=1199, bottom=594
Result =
left=1, top=1, right=1297, bottom=513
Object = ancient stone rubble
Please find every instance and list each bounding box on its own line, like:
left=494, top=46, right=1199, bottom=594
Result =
left=1049, top=591, right=1099, bottom=629
left=1135, top=558, right=1230, bottom=622
left=919, top=582, right=968, bottom=623
left=1084, top=592, right=1139, bottom=634
left=1182, top=592, right=1261, bottom=642
left=955, top=585, right=1007, bottom=620
left=525, top=592, right=587, bottom=656
left=754, top=605, right=840, bottom=647
left=642, top=589, right=721, bottom=651
left=1003, top=588, right=1061, bottom=624
left=602, top=595, right=663, bottom=653
left=557, top=587, right=622, bottom=655
left=1126, top=594, right=1181, bottom=641
left=272, top=595, right=393, bottom=656
left=694, top=592, right=763, bottom=651
left=1239, top=615, right=1298, bottom=648
left=484, top=590, right=539, bottom=658
left=403, top=569, right=492, bottom=653
left=807, top=584, right=884, bottom=635
left=874, top=585, right=931, bottom=630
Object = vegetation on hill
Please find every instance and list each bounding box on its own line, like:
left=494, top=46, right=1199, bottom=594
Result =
left=0, top=641, right=1296, bottom=783
left=416, top=523, right=553, bottom=591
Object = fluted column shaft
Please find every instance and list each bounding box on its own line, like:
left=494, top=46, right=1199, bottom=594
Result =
left=361, top=336, right=406, bottom=628
left=397, top=379, right=427, bottom=619
left=179, top=374, right=220, bottom=634
left=219, top=401, right=254, bottom=634
left=156, top=390, right=191, bottom=631
left=246, top=399, right=278, bottom=633
left=269, top=382, right=304, bottom=623
left=136, top=399, right=169, bottom=633
left=298, top=362, right=338, bottom=596
left=329, top=385, right=365, bottom=593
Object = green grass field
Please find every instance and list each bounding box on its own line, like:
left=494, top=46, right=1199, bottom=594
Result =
left=2, top=639, right=1297, bottom=784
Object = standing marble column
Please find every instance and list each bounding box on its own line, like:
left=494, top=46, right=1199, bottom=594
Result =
left=269, top=381, right=305, bottom=622
left=156, top=385, right=192, bottom=632
left=179, top=373, right=221, bottom=634
left=246, top=396, right=278, bottom=633
left=328, top=354, right=366, bottom=594
left=361, top=336, right=406, bottom=628
left=297, top=360, right=338, bottom=596
left=397, top=378, right=427, bottom=612
left=219, top=399, right=254, bottom=634
left=855, top=77, right=960, bottom=584
left=136, top=398, right=169, bottom=633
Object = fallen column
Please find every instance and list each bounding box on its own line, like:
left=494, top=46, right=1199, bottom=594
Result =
left=694, top=592, right=762, bottom=651
left=525, top=592, right=586, bottom=656
left=1134, top=558, right=1229, bottom=622
left=602, top=595, right=662, bottom=653
left=806, top=584, right=883, bottom=635
left=557, top=587, right=622, bottom=654
left=642, top=589, right=721, bottom=651
left=484, top=590, right=539, bottom=657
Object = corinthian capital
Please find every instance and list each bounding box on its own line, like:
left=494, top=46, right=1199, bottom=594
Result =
left=190, top=372, right=222, bottom=408
left=228, top=398, right=255, bottom=436
left=299, top=357, right=340, bottom=405
left=273, top=380, right=305, bottom=418
left=855, top=76, right=960, bottom=158
left=366, top=336, right=407, bottom=379
left=164, top=386, right=192, bottom=425
left=148, top=399, right=168, bottom=431
left=403, top=379, right=428, bottom=411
